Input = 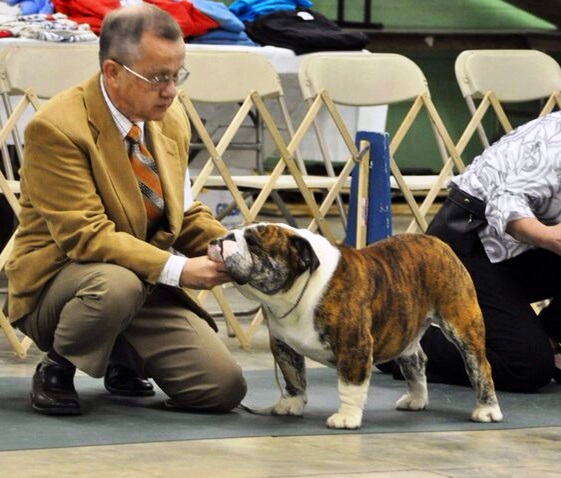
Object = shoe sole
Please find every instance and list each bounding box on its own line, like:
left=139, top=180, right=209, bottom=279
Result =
left=31, top=393, right=82, bottom=416
left=32, top=404, right=82, bottom=416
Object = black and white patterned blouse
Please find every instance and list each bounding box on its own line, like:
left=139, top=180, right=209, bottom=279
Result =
left=452, top=110, right=561, bottom=263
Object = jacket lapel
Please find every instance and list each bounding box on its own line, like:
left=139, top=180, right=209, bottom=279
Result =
left=146, top=121, right=184, bottom=245
left=83, top=75, right=146, bottom=238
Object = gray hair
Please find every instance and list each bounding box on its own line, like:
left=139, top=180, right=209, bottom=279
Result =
left=99, top=4, right=183, bottom=67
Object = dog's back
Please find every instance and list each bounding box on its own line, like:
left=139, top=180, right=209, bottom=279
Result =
left=320, top=234, right=481, bottom=364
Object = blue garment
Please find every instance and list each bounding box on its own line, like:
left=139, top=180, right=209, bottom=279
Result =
left=191, top=0, right=245, bottom=32
left=5, top=0, right=53, bottom=15
left=189, top=29, right=256, bottom=46
left=229, top=0, right=312, bottom=22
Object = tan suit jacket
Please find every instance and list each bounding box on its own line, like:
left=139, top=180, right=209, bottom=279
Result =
left=6, top=74, right=226, bottom=327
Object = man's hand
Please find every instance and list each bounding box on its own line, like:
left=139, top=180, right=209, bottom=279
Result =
left=179, top=256, right=230, bottom=289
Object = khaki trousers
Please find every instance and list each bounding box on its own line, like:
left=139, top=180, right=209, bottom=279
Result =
left=17, top=262, right=247, bottom=412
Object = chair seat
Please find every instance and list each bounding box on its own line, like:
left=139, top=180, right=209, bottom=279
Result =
left=203, top=174, right=352, bottom=191
left=390, top=175, right=450, bottom=191
left=201, top=174, right=449, bottom=192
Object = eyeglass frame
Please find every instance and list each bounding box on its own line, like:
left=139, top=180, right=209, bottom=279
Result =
left=112, top=59, right=190, bottom=87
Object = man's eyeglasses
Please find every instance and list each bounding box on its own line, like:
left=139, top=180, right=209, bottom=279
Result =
left=113, top=59, right=190, bottom=87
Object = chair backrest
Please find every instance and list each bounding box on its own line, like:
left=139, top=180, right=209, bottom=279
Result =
left=454, top=49, right=561, bottom=152
left=177, top=49, right=319, bottom=233
left=182, top=50, right=284, bottom=103
left=297, top=52, right=462, bottom=233
left=0, top=43, right=100, bottom=180
left=299, top=52, right=430, bottom=106
left=455, top=49, right=561, bottom=103
left=0, top=42, right=100, bottom=98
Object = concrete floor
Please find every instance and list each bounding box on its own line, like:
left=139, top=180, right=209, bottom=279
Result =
left=1, top=213, right=560, bottom=478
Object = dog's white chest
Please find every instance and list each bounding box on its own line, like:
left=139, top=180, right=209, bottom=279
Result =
left=268, top=314, right=335, bottom=367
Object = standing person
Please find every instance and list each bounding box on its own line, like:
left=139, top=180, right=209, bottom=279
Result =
left=6, top=3, right=246, bottom=415
left=420, top=111, right=561, bottom=392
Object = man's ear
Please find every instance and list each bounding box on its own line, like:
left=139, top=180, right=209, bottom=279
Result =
left=290, top=235, right=320, bottom=272
left=102, top=59, right=120, bottom=85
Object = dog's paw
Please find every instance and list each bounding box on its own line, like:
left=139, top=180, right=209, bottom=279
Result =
left=395, top=393, right=428, bottom=411
left=471, top=404, right=503, bottom=423
left=271, top=395, right=306, bottom=416
left=326, top=411, right=362, bottom=429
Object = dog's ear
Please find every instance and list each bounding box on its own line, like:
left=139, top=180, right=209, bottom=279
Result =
left=290, top=236, right=320, bottom=272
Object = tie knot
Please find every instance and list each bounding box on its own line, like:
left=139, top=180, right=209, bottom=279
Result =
left=126, top=124, right=141, bottom=145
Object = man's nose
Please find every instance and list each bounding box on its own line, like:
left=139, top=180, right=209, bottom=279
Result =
left=161, top=80, right=176, bottom=98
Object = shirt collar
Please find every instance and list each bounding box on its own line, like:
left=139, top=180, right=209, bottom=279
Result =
left=100, top=75, right=145, bottom=142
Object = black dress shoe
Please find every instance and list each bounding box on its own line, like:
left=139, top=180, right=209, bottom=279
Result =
left=31, top=362, right=81, bottom=415
left=104, top=364, right=155, bottom=397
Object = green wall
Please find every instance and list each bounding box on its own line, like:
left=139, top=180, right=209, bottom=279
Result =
left=312, top=0, right=555, bottom=29
left=381, top=51, right=560, bottom=173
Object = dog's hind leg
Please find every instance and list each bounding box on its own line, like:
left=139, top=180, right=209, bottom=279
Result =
left=437, top=311, right=503, bottom=423
left=395, top=343, right=429, bottom=411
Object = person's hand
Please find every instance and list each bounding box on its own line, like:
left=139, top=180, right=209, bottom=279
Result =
left=179, top=256, right=231, bottom=290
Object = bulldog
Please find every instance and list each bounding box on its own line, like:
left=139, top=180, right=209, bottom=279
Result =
left=208, top=223, right=503, bottom=429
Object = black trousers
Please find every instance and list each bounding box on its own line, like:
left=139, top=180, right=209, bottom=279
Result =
left=422, top=196, right=558, bottom=392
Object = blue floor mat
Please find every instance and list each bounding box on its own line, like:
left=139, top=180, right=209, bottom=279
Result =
left=1, top=368, right=559, bottom=451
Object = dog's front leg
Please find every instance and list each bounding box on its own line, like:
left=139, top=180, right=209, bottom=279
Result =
left=326, top=375, right=370, bottom=430
left=327, top=345, right=372, bottom=429
left=269, top=336, right=307, bottom=416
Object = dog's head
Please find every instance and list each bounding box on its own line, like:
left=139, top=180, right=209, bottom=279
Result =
left=208, top=223, right=320, bottom=295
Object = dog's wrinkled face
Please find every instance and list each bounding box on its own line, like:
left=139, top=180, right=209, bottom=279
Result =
left=208, top=224, right=320, bottom=295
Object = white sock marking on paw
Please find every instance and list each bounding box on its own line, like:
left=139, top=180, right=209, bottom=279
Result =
left=271, top=395, right=306, bottom=416
left=326, top=378, right=369, bottom=429
left=395, top=375, right=428, bottom=411
left=471, top=403, right=503, bottom=423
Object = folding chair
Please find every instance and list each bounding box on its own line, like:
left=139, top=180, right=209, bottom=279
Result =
left=0, top=43, right=99, bottom=358
left=178, top=50, right=341, bottom=239
left=418, top=49, right=561, bottom=225
left=455, top=49, right=561, bottom=149
left=298, top=52, right=464, bottom=234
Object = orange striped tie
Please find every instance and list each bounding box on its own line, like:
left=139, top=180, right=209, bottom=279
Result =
left=126, top=124, right=165, bottom=228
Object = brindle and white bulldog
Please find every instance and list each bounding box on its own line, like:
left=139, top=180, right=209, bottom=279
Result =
left=208, top=223, right=503, bottom=429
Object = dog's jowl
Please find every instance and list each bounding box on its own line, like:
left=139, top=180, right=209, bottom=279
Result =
left=208, top=224, right=503, bottom=429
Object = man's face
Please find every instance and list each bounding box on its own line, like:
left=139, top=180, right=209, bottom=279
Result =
left=104, top=32, right=185, bottom=122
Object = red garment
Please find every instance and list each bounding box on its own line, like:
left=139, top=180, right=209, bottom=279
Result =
left=51, top=0, right=120, bottom=34
left=52, top=0, right=218, bottom=38
left=144, top=0, right=218, bottom=38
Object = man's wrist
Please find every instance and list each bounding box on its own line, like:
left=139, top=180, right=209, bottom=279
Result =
left=158, top=255, right=188, bottom=287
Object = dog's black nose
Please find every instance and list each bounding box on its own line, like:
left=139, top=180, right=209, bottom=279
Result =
left=224, top=232, right=235, bottom=241
left=210, top=239, right=219, bottom=245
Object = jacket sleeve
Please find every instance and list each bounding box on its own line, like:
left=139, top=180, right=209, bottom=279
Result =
left=173, top=200, right=228, bottom=257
